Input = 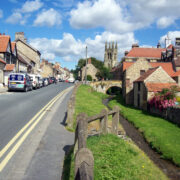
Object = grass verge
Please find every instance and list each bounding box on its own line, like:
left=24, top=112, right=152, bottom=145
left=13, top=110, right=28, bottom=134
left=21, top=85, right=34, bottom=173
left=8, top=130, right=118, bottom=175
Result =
left=109, top=94, right=180, bottom=166
left=63, top=134, right=167, bottom=180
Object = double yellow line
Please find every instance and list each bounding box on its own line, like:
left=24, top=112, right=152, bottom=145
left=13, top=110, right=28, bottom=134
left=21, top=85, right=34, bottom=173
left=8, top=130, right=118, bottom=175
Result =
left=0, top=86, right=72, bottom=172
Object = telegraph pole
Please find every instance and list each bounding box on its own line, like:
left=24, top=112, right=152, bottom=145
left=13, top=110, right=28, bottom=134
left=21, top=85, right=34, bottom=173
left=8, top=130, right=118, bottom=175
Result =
left=85, top=46, right=87, bottom=84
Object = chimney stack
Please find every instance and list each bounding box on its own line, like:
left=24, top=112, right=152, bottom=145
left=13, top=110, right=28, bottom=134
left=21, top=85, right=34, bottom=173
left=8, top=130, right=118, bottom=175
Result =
left=132, top=43, right=139, bottom=48
left=124, top=51, right=129, bottom=56
left=157, top=42, right=161, bottom=48
left=15, top=32, right=27, bottom=43
left=88, top=58, right=91, bottom=64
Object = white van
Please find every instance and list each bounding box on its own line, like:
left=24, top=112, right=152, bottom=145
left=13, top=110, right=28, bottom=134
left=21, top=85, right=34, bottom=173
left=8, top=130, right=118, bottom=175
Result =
left=29, top=74, right=39, bottom=89
left=8, top=73, right=33, bottom=92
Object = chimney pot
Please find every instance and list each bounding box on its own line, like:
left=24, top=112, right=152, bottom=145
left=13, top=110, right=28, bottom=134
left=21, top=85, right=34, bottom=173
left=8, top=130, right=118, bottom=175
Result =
left=132, top=43, right=139, bottom=48
left=125, top=51, right=129, bottom=56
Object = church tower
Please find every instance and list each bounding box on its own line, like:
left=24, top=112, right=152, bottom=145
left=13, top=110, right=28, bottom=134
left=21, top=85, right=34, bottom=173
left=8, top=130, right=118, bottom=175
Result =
left=104, top=42, right=118, bottom=68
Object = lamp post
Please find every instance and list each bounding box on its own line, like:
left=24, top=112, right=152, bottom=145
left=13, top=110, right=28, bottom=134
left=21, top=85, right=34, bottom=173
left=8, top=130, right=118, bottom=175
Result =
left=85, top=46, right=88, bottom=84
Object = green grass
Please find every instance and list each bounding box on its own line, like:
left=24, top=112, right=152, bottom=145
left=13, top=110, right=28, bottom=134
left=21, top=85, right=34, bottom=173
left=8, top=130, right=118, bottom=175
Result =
left=63, top=134, right=167, bottom=180
left=73, top=85, right=108, bottom=129
left=109, top=95, right=180, bottom=166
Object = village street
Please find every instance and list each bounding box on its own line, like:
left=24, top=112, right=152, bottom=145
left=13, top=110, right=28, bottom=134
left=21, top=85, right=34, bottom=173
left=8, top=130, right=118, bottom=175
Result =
left=0, top=82, right=74, bottom=180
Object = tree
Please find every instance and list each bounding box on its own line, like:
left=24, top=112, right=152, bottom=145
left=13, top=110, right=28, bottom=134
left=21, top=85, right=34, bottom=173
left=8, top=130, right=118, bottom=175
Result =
left=87, top=75, right=92, bottom=81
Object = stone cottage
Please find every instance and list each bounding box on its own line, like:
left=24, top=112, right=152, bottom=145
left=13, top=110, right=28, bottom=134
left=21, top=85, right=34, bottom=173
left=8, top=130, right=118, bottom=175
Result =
left=81, top=58, right=99, bottom=81
left=40, top=59, right=54, bottom=78
left=133, top=66, right=177, bottom=109
left=15, top=32, right=41, bottom=74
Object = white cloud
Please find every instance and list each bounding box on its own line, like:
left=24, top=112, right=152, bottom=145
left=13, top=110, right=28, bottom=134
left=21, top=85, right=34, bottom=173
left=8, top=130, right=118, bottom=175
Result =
left=159, top=31, right=180, bottom=46
left=6, top=0, right=43, bottom=25
left=69, top=0, right=180, bottom=32
left=29, top=31, right=137, bottom=62
left=33, top=8, right=61, bottom=27
left=0, top=9, right=3, bottom=18
left=6, top=12, right=29, bottom=25
left=157, top=16, right=175, bottom=28
left=21, top=0, right=43, bottom=13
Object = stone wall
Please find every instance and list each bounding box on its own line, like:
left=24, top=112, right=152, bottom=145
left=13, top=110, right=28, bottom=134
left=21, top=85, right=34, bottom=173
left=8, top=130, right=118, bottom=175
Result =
left=149, top=106, right=180, bottom=126
left=81, top=64, right=98, bottom=81
left=0, top=63, right=5, bottom=84
left=124, top=58, right=151, bottom=104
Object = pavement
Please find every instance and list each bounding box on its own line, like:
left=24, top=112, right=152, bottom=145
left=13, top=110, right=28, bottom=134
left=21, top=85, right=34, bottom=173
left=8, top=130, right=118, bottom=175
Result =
left=0, top=86, right=7, bottom=94
left=0, top=83, right=74, bottom=180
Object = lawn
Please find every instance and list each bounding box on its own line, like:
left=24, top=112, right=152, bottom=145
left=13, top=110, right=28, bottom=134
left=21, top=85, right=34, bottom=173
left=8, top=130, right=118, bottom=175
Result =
left=72, top=84, right=108, bottom=130
left=62, top=85, right=168, bottom=179
left=109, top=95, right=180, bottom=166
left=63, top=134, right=167, bottom=180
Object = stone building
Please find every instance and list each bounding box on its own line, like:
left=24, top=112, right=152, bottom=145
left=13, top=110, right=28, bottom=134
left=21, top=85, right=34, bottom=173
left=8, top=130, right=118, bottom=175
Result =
left=17, top=53, right=28, bottom=73
left=40, top=59, right=54, bottom=78
left=122, top=58, right=175, bottom=105
left=104, top=42, right=118, bottom=68
left=122, top=43, right=165, bottom=63
left=15, top=32, right=41, bottom=74
left=133, top=66, right=177, bottom=110
left=81, top=58, right=98, bottom=81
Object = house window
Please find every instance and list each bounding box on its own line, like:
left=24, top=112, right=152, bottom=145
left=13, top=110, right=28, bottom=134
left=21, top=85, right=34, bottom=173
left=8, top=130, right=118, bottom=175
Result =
left=140, top=70, right=145, bottom=76
left=6, top=54, right=11, bottom=64
left=126, top=78, right=130, bottom=86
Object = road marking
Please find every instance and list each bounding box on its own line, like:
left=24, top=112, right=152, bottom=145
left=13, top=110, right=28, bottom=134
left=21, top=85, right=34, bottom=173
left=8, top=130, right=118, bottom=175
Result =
left=0, top=86, right=73, bottom=172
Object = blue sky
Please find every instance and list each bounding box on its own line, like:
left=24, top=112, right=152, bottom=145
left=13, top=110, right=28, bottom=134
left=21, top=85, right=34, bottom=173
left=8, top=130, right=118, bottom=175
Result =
left=0, top=0, right=180, bottom=70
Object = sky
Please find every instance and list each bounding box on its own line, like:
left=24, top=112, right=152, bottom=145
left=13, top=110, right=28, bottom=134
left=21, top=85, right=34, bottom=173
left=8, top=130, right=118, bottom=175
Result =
left=0, top=0, right=180, bottom=70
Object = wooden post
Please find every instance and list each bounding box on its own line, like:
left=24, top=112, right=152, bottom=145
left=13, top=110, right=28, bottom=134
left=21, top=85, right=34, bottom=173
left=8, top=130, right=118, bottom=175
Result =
left=77, top=113, right=88, bottom=149
left=75, top=148, right=94, bottom=180
left=112, top=106, right=119, bottom=135
left=100, top=109, right=108, bottom=134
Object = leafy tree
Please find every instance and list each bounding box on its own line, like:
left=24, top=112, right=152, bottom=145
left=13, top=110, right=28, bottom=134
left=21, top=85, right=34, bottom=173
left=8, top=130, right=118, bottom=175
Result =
left=72, top=57, right=112, bottom=80
left=87, top=75, right=92, bottom=81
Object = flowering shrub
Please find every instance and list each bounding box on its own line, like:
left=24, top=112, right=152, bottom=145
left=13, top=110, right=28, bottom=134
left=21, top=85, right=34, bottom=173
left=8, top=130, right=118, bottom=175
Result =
left=148, top=88, right=177, bottom=111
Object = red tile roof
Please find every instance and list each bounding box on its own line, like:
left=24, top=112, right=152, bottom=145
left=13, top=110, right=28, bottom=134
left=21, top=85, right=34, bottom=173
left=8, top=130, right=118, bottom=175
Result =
left=123, top=62, right=134, bottom=71
left=4, top=64, right=15, bottom=71
left=0, top=58, right=6, bottom=64
left=11, top=42, right=16, bottom=52
left=146, top=82, right=178, bottom=92
left=134, top=67, right=158, bottom=82
left=150, top=62, right=175, bottom=76
left=0, top=35, right=10, bottom=53
left=172, top=70, right=180, bottom=77
left=167, top=44, right=173, bottom=49
left=175, top=57, right=180, bottom=67
left=126, top=47, right=165, bottom=58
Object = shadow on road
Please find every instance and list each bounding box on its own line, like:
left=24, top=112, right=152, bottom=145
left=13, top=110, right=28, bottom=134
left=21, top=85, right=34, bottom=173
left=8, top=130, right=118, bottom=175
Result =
left=61, top=112, right=67, bottom=126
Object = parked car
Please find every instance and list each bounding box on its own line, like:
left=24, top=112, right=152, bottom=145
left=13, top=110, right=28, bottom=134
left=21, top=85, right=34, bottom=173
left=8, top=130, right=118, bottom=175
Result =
left=8, top=73, right=32, bottom=92
left=36, top=75, right=43, bottom=88
left=29, top=74, right=39, bottom=89
left=42, top=78, right=48, bottom=86
left=50, top=77, right=56, bottom=83
left=68, top=78, right=75, bottom=83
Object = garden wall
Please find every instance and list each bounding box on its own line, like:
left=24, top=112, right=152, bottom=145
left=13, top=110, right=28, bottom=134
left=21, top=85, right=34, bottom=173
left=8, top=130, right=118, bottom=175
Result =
left=149, top=106, right=180, bottom=126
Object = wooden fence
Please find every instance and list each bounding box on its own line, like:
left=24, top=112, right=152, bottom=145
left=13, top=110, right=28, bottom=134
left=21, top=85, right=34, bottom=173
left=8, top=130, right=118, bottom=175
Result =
left=74, top=106, right=120, bottom=180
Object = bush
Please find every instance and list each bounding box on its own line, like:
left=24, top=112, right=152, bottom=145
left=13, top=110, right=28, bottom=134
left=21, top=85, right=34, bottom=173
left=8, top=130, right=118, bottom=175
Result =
left=87, top=75, right=92, bottom=81
left=148, top=87, right=177, bottom=111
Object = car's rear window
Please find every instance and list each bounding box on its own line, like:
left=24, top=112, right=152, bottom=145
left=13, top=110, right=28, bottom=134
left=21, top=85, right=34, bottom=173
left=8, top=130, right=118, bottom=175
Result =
left=9, top=74, right=24, bottom=81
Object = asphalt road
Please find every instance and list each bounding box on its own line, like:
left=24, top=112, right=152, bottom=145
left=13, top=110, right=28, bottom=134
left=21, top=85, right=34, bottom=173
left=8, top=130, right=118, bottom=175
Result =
left=0, top=82, right=73, bottom=151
